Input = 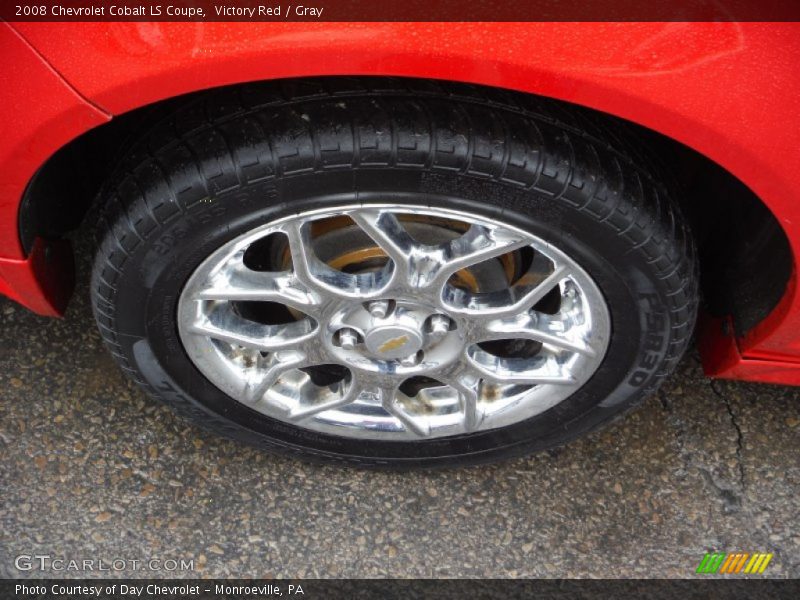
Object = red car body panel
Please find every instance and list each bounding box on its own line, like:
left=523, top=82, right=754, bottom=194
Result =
left=0, top=23, right=108, bottom=314
left=2, top=22, right=799, bottom=383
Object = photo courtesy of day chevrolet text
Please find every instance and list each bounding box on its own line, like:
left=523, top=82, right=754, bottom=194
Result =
left=15, top=583, right=305, bottom=597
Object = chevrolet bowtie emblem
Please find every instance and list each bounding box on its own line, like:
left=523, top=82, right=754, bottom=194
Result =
left=377, top=335, right=409, bottom=354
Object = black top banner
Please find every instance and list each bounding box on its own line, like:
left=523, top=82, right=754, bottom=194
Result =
left=2, top=0, right=800, bottom=22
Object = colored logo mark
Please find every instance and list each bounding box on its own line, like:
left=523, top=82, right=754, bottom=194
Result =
left=696, top=552, right=773, bottom=574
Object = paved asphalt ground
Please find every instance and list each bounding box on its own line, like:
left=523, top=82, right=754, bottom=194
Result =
left=1, top=274, right=798, bottom=579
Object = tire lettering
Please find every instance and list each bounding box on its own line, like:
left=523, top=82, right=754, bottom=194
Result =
left=628, top=293, right=666, bottom=388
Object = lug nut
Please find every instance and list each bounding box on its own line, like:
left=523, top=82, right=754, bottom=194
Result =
left=337, top=328, right=359, bottom=350
left=429, top=314, right=451, bottom=339
left=367, top=300, right=391, bottom=319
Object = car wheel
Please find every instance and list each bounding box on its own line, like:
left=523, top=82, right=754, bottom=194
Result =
left=91, top=79, right=698, bottom=467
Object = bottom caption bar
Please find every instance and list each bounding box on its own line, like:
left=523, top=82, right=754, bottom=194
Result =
left=4, top=579, right=800, bottom=599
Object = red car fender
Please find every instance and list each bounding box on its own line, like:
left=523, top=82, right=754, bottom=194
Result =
left=0, top=23, right=108, bottom=315
left=2, top=22, right=800, bottom=381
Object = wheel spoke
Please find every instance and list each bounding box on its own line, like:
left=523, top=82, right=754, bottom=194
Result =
left=363, top=378, right=431, bottom=437
left=281, top=220, right=325, bottom=292
left=439, top=362, right=485, bottom=432
left=448, top=264, right=570, bottom=318
left=282, top=218, right=386, bottom=299
left=349, top=210, right=416, bottom=284
left=194, top=260, right=319, bottom=314
left=469, top=352, right=577, bottom=386
left=431, top=225, right=529, bottom=286
left=472, top=313, right=596, bottom=357
left=286, top=376, right=359, bottom=422
left=243, top=351, right=307, bottom=405
left=506, top=265, right=570, bottom=315
left=188, top=305, right=317, bottom=352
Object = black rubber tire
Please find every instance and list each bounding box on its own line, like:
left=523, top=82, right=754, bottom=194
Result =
left=90, top=78, right=698, bottom=468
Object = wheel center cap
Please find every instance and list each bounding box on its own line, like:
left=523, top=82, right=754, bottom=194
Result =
left=364, top=325, right=424, bottom=360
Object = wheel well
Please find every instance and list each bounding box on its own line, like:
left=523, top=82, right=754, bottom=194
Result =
left=19, top=76, right=792, bottom=337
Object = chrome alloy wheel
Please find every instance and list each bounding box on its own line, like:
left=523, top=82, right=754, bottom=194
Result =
left=177, top=205, right=611, bottom=440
